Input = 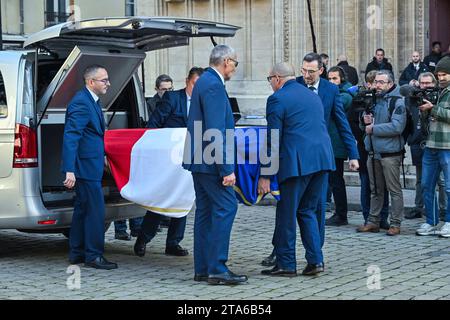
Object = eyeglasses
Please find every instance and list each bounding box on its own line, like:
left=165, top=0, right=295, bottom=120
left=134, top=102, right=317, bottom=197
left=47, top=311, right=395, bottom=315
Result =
left=228, top=58, right=239, bottom=67
left=301, top=68, right=320, bottom=75
left=266, top=75, right=289, bottom=82
left=374, top=80, right=389, bottom=85
left=92, top=78, right=110, bottom=84
left=158, top=87, right=174, bottom=92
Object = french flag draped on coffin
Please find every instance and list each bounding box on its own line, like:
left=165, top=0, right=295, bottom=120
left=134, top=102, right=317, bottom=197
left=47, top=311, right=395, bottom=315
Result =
left=104, top=127, right=279, bottom=218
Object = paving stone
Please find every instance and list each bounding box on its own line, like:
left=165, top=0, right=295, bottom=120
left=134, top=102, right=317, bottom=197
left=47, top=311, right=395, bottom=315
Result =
left=1, top=204, right=450, bottom=300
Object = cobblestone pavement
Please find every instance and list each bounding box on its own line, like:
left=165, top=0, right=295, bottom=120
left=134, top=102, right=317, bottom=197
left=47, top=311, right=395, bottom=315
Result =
left=0, top=203, right=449, bottom=300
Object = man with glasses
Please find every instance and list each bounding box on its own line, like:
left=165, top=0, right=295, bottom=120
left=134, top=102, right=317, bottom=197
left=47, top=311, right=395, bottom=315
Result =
left=261, top=52, right=359, bottom=268
left=183, top=45, right=247, bottom=285
left=356, top=70, right=406, bottom=236
left=146, top=74, right=174, bottom=117
left=62, top=65, right=118, bottom=269
left=404, top=72, right=446, bottom=220
left=259, top=62, right=334, bottom=277
left=416, top=56, right=450, bottom=238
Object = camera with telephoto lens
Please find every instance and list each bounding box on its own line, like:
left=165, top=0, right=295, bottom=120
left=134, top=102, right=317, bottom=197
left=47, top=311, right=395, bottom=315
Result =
left=400, top=85, right=440, bottom=106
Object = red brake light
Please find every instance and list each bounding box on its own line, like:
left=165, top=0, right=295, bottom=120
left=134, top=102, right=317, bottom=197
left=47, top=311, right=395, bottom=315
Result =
left=38, top=220, right=57, bottom=225
left=13, top=124, right=38, bottom=168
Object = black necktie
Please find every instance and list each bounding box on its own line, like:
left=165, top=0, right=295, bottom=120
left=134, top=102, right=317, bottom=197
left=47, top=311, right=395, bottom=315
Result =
left=309, top=86, right=316, bottom=92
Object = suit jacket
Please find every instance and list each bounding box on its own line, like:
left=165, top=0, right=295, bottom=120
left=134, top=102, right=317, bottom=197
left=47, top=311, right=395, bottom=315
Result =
left=365, top=57, right=394, bottom=76
left=296, top=76, right=359, bottom=160
left=146, top=93, right=162, bottom=116
left=147, top=89, right=188, bottom=128
left=399, top=62, right=429, bottom=86
left=264, top=79, right=335, bottom=184
left=183, top=68, right=235, bottom=177
left=61, top=87, right=105, bottom=181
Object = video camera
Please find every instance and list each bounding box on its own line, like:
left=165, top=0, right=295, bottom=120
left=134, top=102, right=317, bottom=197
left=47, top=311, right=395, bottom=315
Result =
left=399, top=85, right=440, bottom=106
left=348, top=86, right=377, bottom=115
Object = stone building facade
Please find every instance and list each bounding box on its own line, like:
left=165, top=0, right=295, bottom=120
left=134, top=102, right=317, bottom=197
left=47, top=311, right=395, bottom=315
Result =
left=2, top=0, right=446, bottom=114
left=138, top=0, right=437, bottom=114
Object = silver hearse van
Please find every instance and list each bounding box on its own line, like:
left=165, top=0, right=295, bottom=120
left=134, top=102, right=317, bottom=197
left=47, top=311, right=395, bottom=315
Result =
left=0, top=17, right=239, bottom=235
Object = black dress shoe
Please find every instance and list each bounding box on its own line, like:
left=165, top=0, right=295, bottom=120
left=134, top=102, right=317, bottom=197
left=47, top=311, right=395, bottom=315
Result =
left=165, top=245, right=189, bottom=256
left=380, top=220, right=390, bottom=230
left=115, top=230, right=131, bottom=241
left=208, top=271, right=248, bottom=285
left=85, top=256, right=118, bottom=270
left=69, top=257, right=84, bottom=264
left=134, top=235, right=146, bottom=257
left=261, top=251, right=277, bottom=267
left=130, top=229, right=141, bottom=237
left=405, top=209, right=422, bottom=220
left=302, top=263, right=324, bottom=276
left=325, top=214, right=348, bottom=226
left=261, top=266, right=297, bottom=277
left=194, top=274, right=209, bottom=282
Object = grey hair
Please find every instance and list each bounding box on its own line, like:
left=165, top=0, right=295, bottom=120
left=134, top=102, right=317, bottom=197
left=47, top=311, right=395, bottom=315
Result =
left=418, top=72, right=437, bottom=84
left=209, top=45, right=236, bottom=66
left=376, top=70, right=395, bottom=83
left=271, top=62, right=296, bottom=78
left=337, top=54, right=348, bottom=62
left=83, top=65, right=106, bottom=82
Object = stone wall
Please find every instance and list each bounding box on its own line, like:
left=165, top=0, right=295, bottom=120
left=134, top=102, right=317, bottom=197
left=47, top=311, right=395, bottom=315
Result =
left=138, top=0, right=430, bottom=115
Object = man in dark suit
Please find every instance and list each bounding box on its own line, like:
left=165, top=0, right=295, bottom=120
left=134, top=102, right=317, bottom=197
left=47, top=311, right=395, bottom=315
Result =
left=134, top=67, right=204, bottom=258
left=61, top=65, right=117, bottom=270
left=297, top=53, right=359, bottom=227
left=145, top=74, right=173, bottom=116
left=399, top=51, right=429, bottom=86
left=261, top=53, right=359, bottom=268
left=259, top=62, right=335, bottom=276
left=183, top=45, right=247, bottom=285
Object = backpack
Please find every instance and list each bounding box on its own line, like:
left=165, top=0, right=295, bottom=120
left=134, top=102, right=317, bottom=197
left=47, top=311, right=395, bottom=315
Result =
left=388, top=96, right=414, bottom=144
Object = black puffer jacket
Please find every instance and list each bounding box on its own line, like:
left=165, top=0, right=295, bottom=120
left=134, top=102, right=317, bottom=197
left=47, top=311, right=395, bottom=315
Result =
left=365, top=57, right=393, bottom=76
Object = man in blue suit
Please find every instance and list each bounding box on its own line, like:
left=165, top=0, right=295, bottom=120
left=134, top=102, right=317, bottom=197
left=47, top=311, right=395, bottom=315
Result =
left=259, top=62, right=335, bottom=276
left=261, top=53, right=360, bottom=268
left=134, top=67, right=204, bottom=258
left=183, top=45, right=247, bottom=285
left=62, top=65, right=117, bottom=270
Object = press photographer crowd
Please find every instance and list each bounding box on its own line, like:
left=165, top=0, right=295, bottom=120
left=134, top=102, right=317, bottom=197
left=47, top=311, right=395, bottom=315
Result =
left=324, top=43, right=450, bottom=239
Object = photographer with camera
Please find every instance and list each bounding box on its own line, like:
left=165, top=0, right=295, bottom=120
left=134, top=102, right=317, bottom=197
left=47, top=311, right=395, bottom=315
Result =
left=402, top=72, right=447, bottom=220
left=347, top=71, right=390, bottom=229
left=356, top=70, right=406, bottom=236
left=415, top=56, right=450, bottom=238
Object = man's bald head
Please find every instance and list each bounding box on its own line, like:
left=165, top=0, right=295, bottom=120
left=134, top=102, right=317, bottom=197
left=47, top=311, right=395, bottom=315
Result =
left=271, top=62, right=296, bottom=78
left=412, top=51, right=421, bottom=64
left=268, top=62, right=296, bottom=92
left=337, top=54, right=348, bottom=63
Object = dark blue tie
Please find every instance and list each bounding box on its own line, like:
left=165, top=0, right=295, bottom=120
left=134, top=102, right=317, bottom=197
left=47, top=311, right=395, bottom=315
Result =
left=96, top=100, right=106, bottom=129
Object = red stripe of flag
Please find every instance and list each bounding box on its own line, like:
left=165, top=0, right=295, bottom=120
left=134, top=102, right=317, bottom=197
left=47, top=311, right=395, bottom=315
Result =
left=105, top=129, right=148, bottom=190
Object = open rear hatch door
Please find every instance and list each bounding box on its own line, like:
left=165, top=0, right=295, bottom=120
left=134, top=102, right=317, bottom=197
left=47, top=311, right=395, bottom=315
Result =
left=27, top=17, right=239, bottom=113
left=37, top=46, right=146, bottom=111
left=24, top=16, right=240, bottom=52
